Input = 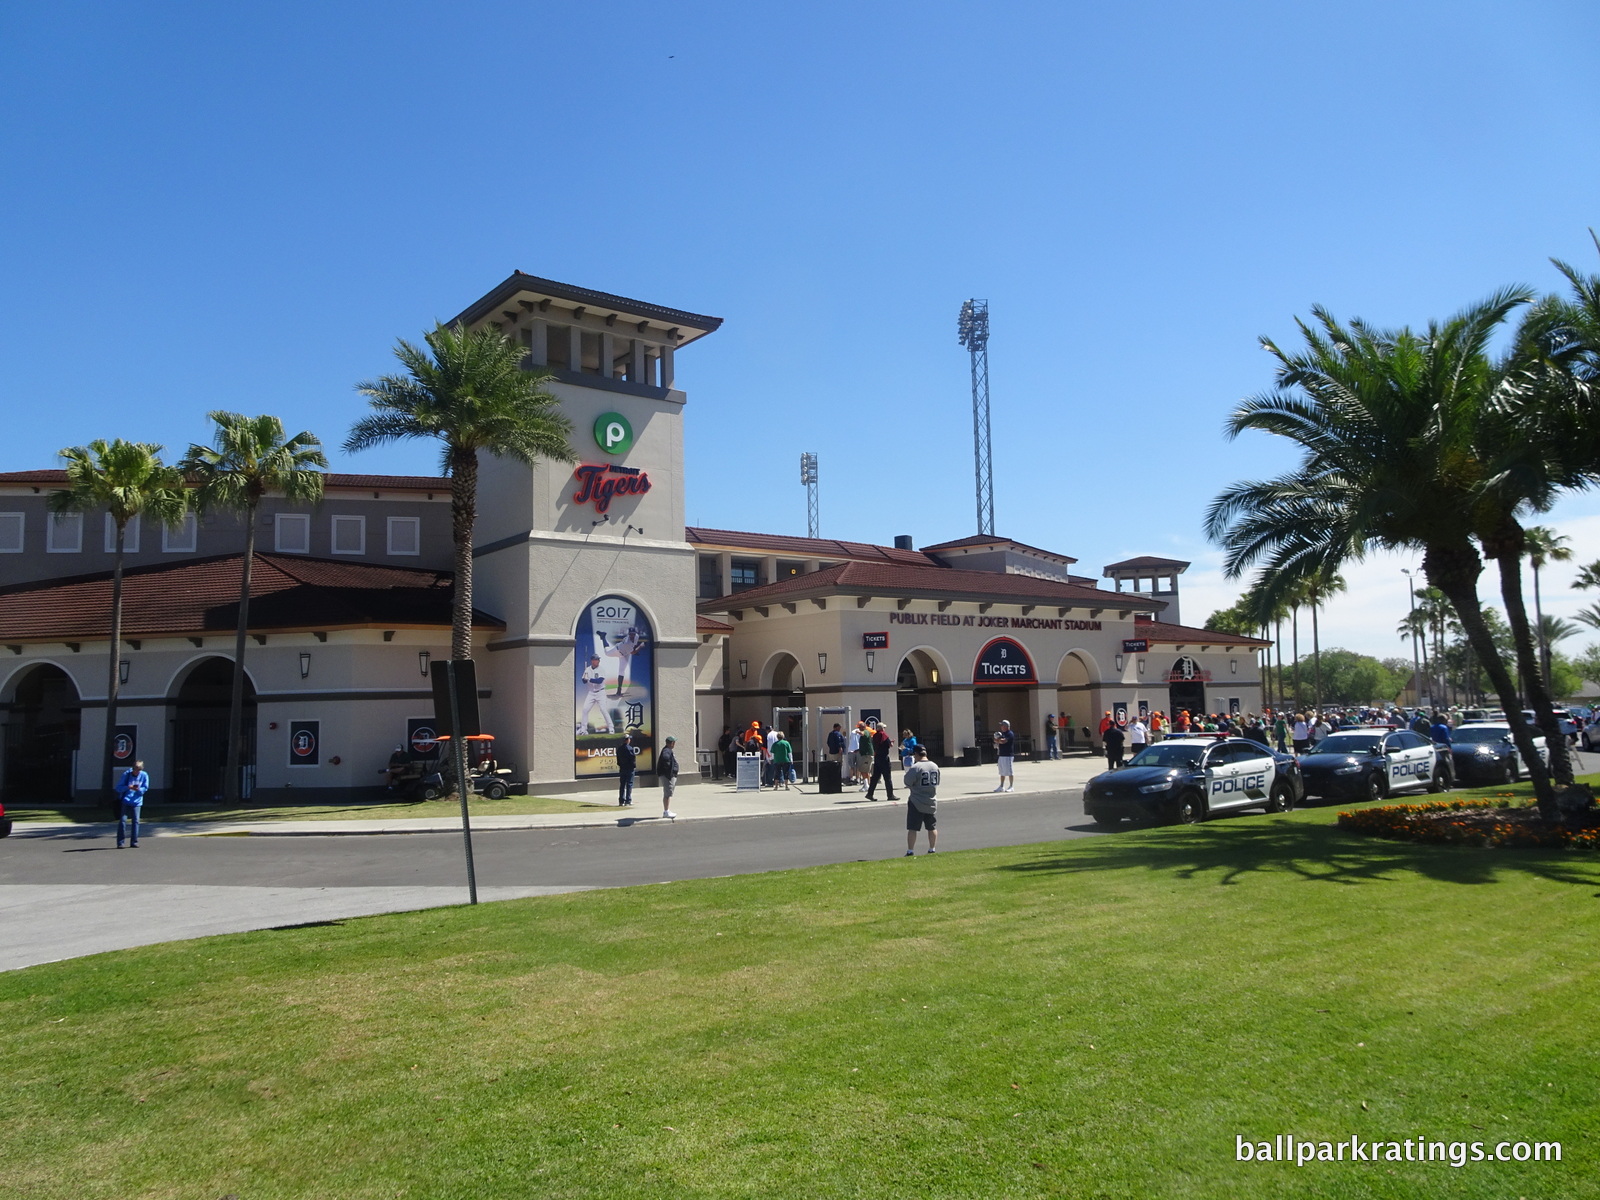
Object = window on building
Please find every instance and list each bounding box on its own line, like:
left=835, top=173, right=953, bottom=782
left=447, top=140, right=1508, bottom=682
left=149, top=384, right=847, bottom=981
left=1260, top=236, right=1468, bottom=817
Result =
left=275, top=513, right=311, bottom=554
left=104, top=512, right=140, bottom=553
left=0, top=512, right=23, bottom=553
left=331, top=514, right=365, bottom=555
left=163, top=512, right=198, bottom=553
left=730, top=558, right=762, bottom=592
left=698, top=555, right=722, bottom=599
left=47, top=512, right=83, bottom=553
left=387, top=516, right=421, bottom=556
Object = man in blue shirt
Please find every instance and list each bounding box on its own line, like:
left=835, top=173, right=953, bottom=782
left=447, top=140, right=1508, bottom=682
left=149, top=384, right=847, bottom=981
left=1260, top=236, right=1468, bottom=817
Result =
left=116, top=759, right=149, bottom=848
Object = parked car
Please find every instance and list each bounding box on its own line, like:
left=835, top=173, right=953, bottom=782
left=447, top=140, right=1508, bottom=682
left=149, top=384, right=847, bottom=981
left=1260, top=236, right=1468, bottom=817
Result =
left=1297, top=727, right=1450, bottom=804
left=1082, top=736, right=1303, bottom=827
left=1521, top=709, right=1581, bottom=743
left=1584, top=711, right=1600, bottom=753
left=1454, top=722, right=1549, bottom=783
left=0, top=800, right=11, bottom=838
left=1450, top=723, right=1547, bottom=786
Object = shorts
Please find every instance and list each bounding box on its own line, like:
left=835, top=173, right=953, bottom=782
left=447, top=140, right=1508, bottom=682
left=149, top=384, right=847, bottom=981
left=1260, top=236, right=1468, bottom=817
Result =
left=906, top=805, right=937, bottom=831
left=662, top=776, right=677, bottom=801
left=997, top=756, right=1014, bottom=775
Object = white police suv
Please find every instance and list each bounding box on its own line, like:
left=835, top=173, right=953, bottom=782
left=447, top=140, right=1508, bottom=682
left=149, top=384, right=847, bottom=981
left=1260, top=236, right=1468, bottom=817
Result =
left=1297, top=727, right=1448, bottom=804
left=1082, top=736, right=1304, bottom=827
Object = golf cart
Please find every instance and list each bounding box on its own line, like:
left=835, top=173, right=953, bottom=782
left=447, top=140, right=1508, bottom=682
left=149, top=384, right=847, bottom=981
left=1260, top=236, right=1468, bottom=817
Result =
left=435, top=733, right=520, bottom=800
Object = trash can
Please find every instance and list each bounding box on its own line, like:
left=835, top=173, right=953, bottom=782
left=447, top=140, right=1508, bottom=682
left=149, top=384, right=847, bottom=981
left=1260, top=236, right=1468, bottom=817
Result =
left=817, top=759, right=843, bottom=794
left=961, top=746, right=981, bottom=768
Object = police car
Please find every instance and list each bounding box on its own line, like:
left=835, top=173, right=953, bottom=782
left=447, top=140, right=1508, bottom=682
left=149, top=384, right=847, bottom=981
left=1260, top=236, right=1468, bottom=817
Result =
left=1082, top=736, right=1304, bottom=827
left=1296, top=727, right=1449, bottom=803
left=1450, top=721, right=1549, bottom=785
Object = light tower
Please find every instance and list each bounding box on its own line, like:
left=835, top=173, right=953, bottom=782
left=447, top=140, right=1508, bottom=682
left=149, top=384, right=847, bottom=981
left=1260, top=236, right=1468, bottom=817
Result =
left=800, top=451, right=819, bottom=538
left=958, top=298, right=994, bottom=536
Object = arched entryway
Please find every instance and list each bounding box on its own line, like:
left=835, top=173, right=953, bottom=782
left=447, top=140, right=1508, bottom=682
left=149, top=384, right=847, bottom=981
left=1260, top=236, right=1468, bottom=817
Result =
left=895, top=649, right=948, bottom=762
left=1056, top=651, right=1099, bottom=750
left=169, top=658, right=257, bottom=802
left=1167, top=655, right=1206, bottom=722
left=1, top=664, right=82, bottom=802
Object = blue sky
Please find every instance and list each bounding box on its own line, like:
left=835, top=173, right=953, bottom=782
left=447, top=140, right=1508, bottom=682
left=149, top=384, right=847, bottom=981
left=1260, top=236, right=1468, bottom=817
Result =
left=3, top=1, right=1598, bottom=661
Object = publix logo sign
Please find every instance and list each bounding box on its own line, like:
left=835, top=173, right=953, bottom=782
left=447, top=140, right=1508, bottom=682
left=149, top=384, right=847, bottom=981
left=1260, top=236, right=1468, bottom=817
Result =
left=594, top=412, right=634, bottom=455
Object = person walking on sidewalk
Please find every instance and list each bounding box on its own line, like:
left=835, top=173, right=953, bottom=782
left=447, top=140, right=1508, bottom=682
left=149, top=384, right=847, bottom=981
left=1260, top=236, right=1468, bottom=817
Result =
left=771, top=730, right=795, bottom=789
left=616, top=733, right=637, bottom=806
left=116, top=759, right=149, bottom=848
left=993, top=720, right=1016, bottom=793
left=658, top=735, right=680, bottom=818
left=902, top=744, right=940, bottom=856
left=1102, top=721, right=1126, bottom=771
left=1045, top=712, right=1059, bottom=760
left=865, top=721, right=897, bottom=801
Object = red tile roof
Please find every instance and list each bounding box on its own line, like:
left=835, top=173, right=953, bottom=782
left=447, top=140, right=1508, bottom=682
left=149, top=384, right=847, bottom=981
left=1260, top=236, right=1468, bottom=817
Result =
left=1104, top=555, right=1190, bottom=571
left=0, top=470, right=449, bottom=493
left=684, top=526, right=939, bottom=567
left=696, top=615, right=734, bottom=633
left=0, top=553, right=502, bottom=642
left=1133, top=616, right=1268, bottom=647
left=699, top=560, right=1154, bottom=611
left=920, top=534, right=1077, bottom=564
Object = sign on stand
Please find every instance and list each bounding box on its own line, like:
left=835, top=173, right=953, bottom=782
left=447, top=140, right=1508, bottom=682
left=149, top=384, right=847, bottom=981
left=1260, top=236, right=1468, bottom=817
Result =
left=735, top=753, right=763, bottom=792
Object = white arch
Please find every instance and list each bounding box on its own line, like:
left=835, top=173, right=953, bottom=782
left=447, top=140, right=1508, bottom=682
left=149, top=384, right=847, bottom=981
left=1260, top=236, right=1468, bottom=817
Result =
left=161, top=653, right=263, bottom=700
left=0, top=658, right=85, bottom=703
left=565, top=591, right=662, bottom=639
left=896, top=644, right=954, bottom=688
left=757, top=650, right=808, bottom=693
left=1055, top=648, right=1101, bottom=687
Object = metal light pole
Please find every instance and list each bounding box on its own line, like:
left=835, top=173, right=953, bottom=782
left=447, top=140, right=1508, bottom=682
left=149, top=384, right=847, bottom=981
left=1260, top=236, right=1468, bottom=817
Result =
left=1403, top=568, right=1422, bottom=711
left=800, top=452, right=819, bottom=539
left=957, top=299, right=994, bottom=536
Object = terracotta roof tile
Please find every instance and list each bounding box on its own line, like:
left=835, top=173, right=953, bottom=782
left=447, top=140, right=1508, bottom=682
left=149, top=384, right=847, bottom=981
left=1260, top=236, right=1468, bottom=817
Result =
left=920, top=534, right=1077, bottom=564
left=0, top=469, right=447, bottom=493
left=699, top=561, right=1149, bottom=611
left=1103, top=555, right=1190, bottom=571
left=1133, top=616, right=1268, bottom=646
left=0, top=553, right=502, bottom=642
left=685, top=526, right=939, bottom=566
left=696, top=615, right=734, bottom=633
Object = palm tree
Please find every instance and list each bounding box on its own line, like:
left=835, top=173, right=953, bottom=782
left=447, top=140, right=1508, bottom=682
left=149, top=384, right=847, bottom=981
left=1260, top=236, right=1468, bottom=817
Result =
left=1577, top=603, right=1600, bottom=633
left=181, top=414, right=326, bottom=804
left=1523, top=526, right=1571, bottom=682
left=1538, top=613, right=1580, bottom=653
left=1397, top=610, right=1429, bottom=703
left=1575, top=560, right=1600, bottom=592
left=1205, top=289, right=1562, bottom=813
left=1302, top=569, right=1345, bottom=713
left=1412, top=586, right=1453, bottom=703
left=346, top=322, right=575, bottom=661
left=49, top=441, right=188, bottom=813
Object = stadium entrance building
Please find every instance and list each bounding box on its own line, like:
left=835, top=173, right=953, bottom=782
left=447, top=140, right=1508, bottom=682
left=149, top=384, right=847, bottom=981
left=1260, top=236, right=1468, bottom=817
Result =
left=0, top=272, right=1264, bottom=801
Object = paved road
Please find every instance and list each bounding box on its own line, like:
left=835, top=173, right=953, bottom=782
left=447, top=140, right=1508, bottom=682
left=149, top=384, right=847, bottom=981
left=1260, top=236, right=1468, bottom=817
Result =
left=1, top=790, right=1098, bottom=970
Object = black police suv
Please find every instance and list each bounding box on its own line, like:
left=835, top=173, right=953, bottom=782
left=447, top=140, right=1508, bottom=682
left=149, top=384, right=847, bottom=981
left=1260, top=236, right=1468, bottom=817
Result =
left=1297, top=728, right=1448, bottom=804
left=1449, top=722, right=1548, bottom=786
left=1082, top=736, right=1304, bottom=827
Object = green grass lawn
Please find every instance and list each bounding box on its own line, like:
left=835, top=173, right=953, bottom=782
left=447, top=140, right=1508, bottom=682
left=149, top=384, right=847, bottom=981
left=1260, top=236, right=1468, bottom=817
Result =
left=7, top=794, right=613, bottom=824
left=3, top=805, right=1598, bottom=1198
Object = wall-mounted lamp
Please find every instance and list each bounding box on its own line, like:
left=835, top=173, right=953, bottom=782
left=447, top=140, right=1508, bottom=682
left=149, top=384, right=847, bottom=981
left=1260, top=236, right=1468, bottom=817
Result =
left=930, top=667, right=939, bottom=684
left=418, top=649, right=431, bottom=677
left=1137, top=657, right=1145, bottom=675
left=1115, top=654, right=1124, bottom=672
left=1230, top=658, right=1238, bottom=675
left=298, top=652, right=312, bottom=679
left=118, top=659, right=130, bottom=685
left=817, top=652, right=828, bottom=675
left=865, top=650, right=876, bottom=672
left=738, top=659, right=748, bottom=680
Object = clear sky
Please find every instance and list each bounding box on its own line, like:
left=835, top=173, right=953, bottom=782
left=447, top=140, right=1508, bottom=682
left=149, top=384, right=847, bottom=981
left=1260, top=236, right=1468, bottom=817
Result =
left=3, top=1, right=1597, bottom=663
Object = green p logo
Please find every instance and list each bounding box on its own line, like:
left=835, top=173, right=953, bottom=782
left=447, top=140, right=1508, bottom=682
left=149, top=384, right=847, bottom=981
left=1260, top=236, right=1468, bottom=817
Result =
left=594, top=412, right=634, bottom=455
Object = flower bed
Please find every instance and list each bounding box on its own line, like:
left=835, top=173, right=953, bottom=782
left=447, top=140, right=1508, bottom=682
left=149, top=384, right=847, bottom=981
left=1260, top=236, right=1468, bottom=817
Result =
left=1338, top=797, right=1600, bottom=850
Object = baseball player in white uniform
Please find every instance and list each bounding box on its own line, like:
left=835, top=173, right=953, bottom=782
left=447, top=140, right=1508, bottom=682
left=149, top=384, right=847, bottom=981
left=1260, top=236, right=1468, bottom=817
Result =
left=576, top=654, right=613, bottom=735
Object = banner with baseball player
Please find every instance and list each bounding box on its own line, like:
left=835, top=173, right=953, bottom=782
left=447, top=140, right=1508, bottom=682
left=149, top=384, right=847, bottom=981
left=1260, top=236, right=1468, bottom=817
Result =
left=573, top=594, right=655, bottom=776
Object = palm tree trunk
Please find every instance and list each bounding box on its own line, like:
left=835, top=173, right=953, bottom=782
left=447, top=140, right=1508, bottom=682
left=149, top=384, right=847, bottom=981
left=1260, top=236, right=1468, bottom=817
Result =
left=1423, top=541, right=1557, bottom=815
left=223, top=507, right=256, bottom=805
left=449, top=446, right=479, bottom=661
left=1490, top=543, right=1575, bottom=786
left=102, top=523, right=126, bottom=818
left=1310, top=600, right=1322, bottom=713
left=1291, top=606, right=1301, bottom=711
left=1533, top=562, right=1550, bottom=682
left=1274, top=617, right=1283, bottom=713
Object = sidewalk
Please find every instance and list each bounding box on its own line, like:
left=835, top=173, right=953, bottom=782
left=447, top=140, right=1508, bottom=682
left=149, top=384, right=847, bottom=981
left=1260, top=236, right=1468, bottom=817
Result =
left=11, top=755, right=1104, bottom=839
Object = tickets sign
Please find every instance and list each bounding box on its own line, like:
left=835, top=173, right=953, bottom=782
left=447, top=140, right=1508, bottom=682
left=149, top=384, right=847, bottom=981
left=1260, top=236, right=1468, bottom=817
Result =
left=974, top=637, right=1036, bottom=686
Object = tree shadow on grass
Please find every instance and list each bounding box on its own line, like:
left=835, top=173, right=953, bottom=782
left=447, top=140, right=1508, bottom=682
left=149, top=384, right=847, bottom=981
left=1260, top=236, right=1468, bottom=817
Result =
left=996, top=818, right=1600, bottom=892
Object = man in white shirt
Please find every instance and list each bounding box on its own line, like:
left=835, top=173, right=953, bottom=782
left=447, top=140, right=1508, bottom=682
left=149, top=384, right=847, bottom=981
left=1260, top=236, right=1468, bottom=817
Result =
left=1128, top=717, right=1148, bottom=755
